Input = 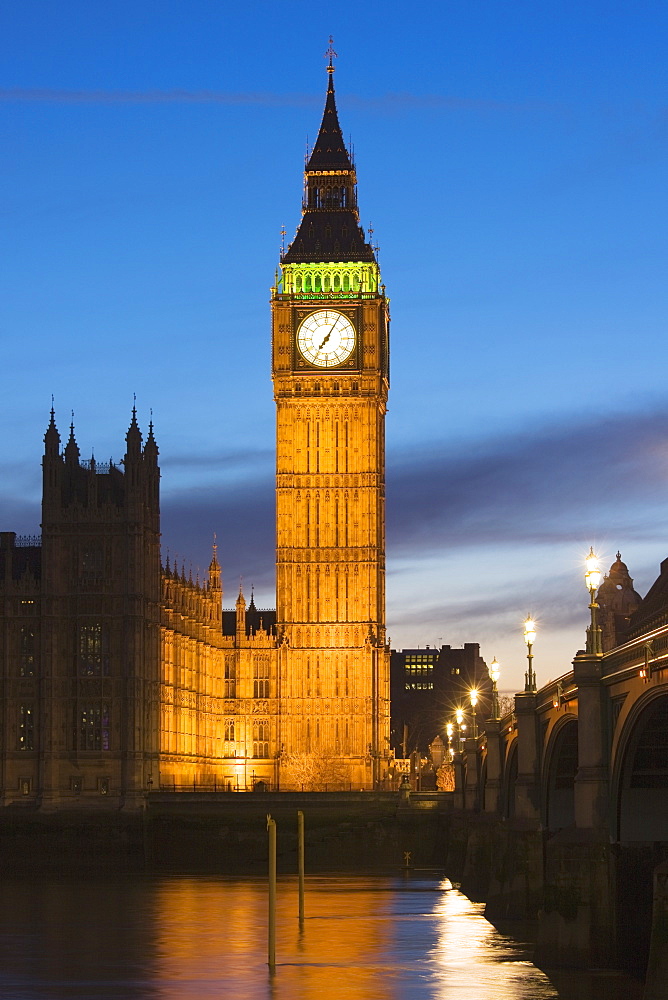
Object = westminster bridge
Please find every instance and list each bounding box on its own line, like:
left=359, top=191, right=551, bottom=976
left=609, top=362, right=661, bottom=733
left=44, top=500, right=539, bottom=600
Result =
left=446, top=564, right=668, bottom=998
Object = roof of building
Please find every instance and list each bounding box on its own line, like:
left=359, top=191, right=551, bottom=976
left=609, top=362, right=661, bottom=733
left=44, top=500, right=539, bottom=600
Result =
left=627, top=555, right=668, bottom=637
left=282, top=68, right=376, bottom=265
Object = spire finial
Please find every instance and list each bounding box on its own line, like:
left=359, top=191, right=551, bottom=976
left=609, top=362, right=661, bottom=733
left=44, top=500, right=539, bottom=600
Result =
left=325, top=35, right=337, bottom=73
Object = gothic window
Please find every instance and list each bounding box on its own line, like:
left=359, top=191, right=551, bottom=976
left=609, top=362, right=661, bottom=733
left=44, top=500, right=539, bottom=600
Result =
left=79, top=546, right=104, bottom=585
left=77, top=623, right=109, bottom=676
left=78, top=703, right=110, bottom=751
left=19, top=626, right=36, bottom=676
left=254, top=657, right=270, bottom=699
left=18, top=704, right=34, bottom=751
left=223, top=719, right=236, bottom=757
left=253, top=720, right=269, bottom=758
left=224, top=658, right=236, bottom=698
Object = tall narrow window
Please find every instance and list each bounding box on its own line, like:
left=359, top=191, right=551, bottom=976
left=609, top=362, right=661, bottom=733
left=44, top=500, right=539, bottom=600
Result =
left=78, top=704, right=110, bottom=751
left=253, top=720, right=269, bottom=758
left=77, top=624, right=109, bottom=676
left=224, top=658, right=236, bottom=698
left=253, top=656, right=270, bottom=699
left=19, top=626, right=36, bottom=676
left=18, top=705, right=34, bottom=751
left=223, top=719, right=236, bottom=758
left=79, top=546, right=104, bottom=585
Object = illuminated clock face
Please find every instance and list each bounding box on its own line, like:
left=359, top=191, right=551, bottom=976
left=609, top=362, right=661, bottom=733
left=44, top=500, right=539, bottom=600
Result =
left=297, top=310, right=356, bottom=368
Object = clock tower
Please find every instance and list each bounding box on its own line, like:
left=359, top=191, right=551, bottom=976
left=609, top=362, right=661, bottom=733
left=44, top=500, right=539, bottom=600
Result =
left=271, top=52, right=390, bottom=787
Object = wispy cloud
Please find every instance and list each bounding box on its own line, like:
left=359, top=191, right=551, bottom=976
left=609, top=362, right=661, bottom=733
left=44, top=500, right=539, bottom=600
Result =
left=157, top=404, right=668, bottom=602
left=0, top=88, right=565, bottom=115
left=0, top=88, right=319, bottom=106
left=387, top=406, right=668, bottom=553
left=4, top=404, right=665, bottom=617
left=161, top=447, right=273, bottom=473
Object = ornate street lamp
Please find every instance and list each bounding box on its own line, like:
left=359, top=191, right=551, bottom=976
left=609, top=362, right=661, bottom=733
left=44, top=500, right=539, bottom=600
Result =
left=469, top=688, right=478, bottom=738
left=488, top=657, right=500, bottom=719
left=446, top=721, right=454, bottom=760
left=524, top=616, right=537, bottom=693
left=455, top=707, right=464, bottom=751
left=585, top=546, right=603, bottom=655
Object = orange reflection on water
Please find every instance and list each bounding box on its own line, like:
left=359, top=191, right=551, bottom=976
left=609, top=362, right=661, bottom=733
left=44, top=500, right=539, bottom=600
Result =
left=151, top=876, right=404, bottom=1000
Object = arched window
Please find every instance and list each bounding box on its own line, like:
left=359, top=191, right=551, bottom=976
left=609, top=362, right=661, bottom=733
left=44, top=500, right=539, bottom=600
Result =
left=253, top=720, right=269, bottom=758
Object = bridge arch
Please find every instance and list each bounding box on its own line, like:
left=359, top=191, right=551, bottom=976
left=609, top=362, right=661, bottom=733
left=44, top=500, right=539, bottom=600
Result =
left=613, top=689, right=668, bottom=842
left=542, top=714, right=578, bottom=832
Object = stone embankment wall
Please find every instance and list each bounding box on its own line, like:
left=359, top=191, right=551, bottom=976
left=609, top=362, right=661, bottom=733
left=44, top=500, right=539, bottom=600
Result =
left=0, top=791, right=450, bottom=874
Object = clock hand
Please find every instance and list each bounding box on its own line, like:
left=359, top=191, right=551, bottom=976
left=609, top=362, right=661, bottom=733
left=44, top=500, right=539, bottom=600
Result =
left=318, top=327, right=333, bottom=350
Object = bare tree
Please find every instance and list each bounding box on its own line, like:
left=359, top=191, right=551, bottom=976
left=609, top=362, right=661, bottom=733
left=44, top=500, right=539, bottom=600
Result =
left=280, top=749, right=349, bottom=790
left=498, top=694, right=515, bottom=720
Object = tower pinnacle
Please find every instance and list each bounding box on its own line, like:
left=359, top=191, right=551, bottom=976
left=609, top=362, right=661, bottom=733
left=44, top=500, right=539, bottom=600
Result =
left=282, top=53, right=374, bottom=265
left=325, top=35, right=337, bottom=73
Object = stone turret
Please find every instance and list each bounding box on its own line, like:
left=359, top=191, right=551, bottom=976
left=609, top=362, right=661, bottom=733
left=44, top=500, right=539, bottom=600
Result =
left=597, top=552, right=642, bottom=651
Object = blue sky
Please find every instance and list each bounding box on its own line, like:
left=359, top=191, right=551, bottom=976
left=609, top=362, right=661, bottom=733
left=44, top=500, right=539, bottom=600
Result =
left=1, top=1, right=667, bottom=689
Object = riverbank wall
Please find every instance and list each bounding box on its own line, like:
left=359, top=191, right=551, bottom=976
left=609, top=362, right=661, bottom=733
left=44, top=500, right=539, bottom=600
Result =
left=0, top=790, right=451, bottom=874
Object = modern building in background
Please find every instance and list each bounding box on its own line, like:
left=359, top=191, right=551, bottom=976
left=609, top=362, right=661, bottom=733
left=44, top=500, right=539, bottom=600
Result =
left=0, top=57, right=390, bottom=806
left=390, top=644, right=491, bottom=756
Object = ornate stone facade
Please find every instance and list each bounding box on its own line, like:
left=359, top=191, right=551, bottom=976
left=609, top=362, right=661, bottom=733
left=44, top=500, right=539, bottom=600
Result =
left=0, top=62, right=390, bottom=806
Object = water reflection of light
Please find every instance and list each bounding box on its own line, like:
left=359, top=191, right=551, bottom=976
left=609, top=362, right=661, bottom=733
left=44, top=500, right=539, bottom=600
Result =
left=151, top=876, right=399, bottom=1000
left=0, top=873, right=646, bottom=1000
left=429, top=879, right=557, bottom=999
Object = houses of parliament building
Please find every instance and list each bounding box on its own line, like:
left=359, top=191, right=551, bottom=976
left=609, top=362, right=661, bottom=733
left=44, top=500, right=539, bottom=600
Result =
left=0, top=57, right=391, bottom=808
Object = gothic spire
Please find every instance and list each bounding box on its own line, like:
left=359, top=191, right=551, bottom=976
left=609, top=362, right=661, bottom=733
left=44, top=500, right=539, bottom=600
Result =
left=208, top=535, right=222, bottom=592
left=282, top=46, right=375, bottom=265
left=64, top=414, right=80, bottom=465
left=306, top=43, right=352, bottom=173
left=44, top=404, right=61, bottom=457
left=125, top=401, right=142, bottom=461
left=144, top=415, right=159, bottom=463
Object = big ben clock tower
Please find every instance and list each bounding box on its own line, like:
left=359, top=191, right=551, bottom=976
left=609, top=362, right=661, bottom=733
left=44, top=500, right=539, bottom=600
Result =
left=272, top=47, right=390, bottom=788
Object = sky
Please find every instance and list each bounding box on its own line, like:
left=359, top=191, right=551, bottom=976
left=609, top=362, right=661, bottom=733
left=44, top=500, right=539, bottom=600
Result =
left=1, top=1, right=667, bottom=691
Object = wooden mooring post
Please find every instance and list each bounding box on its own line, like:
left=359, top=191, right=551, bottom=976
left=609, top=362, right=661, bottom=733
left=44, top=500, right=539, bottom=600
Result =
left=298, top=810, right=305, bottom=927
left=267, top=814, right=276, bottom=972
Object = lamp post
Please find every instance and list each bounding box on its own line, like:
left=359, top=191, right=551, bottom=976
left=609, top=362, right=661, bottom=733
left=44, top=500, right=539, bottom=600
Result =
left=488, top=657, right=500, bottom=719
left=469, top=688, right=478, bottom=738
left=585, top=546, right=603, bottom=655
left=455, top=707, right=464, bottom=751
left=524, top=616, right=537, bottom=693
left=446, top=721, right=454, bottom=760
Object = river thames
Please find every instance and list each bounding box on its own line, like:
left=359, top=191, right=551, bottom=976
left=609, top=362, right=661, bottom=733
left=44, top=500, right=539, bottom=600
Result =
left=0, top=873, right=644, bottom=999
